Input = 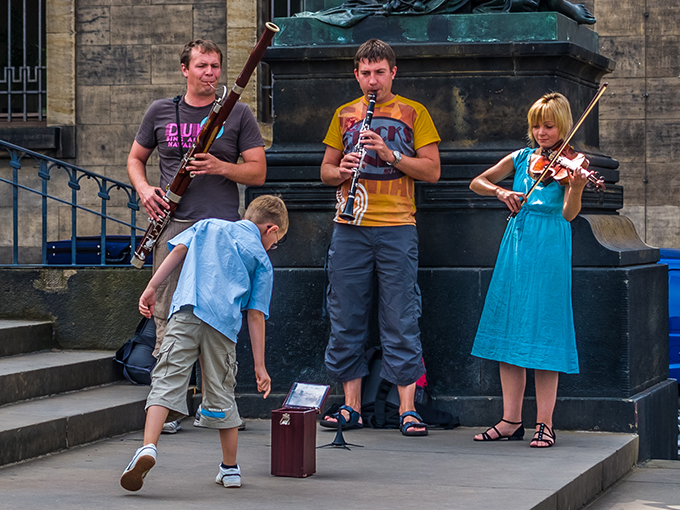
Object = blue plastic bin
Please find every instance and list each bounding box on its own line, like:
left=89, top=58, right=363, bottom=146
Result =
left=659, top=248, right=680, bottom=382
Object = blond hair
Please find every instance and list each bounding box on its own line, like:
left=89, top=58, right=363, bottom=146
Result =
left=243, top=195, right=289, bottom=236
left=526, top=92, right=573, bottom=146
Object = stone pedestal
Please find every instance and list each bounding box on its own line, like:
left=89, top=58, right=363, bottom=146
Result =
left=238, top=12, right=677, bottom=460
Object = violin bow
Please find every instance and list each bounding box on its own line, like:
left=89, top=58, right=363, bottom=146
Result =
left=508, top=82, right=608, bottom=220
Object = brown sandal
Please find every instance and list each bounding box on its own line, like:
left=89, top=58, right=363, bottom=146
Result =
left=530, top=423, right=556, bottom=448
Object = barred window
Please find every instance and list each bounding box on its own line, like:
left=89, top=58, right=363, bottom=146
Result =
left=1, top=0, right=46, bottom=123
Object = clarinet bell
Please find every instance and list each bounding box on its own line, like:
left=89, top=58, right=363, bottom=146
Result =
left=339, top=197, right=356, bottom=221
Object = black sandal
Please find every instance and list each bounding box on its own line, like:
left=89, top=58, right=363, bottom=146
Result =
left=474, top=419, right=524, bottom=441
left=530, top=423, right=556, bottom=448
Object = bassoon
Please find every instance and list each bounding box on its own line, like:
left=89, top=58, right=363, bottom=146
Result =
left=131, top=22, right=280, bottom=268
left=338, top=91, right=377, bottom=222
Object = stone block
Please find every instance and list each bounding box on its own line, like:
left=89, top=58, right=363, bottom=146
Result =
left=226, top=28, right=259, bottom=113
left=192, top=3, right=227, bottom=43
left=153, top=0, right=219, bottom=3
left=47, top=0, right=75, bottom=34
left=76, top=45, right=150, bottom=86
left=592, top=0, right=644, bottom=37
left=227, top=0, right=256, bottom=30
left=151, top=45, right=186, bottom=86
left=646, top=164, right=680, bottom=207
left=110, top=84, right=180, bottom=125
left=598, top=78, right=645, bottom=119
left=76, top=7, right=110, bottom=46
left=646, top=35, right=680, bottom=78
left=599, top=35, right=644, bottom=78
left=76, top=124, right=138, bottom=167
left=77, top=86, right=111, bottom=125
left=78, top=0, right=150, bottom=5
left=645, top=1, right=680, bottom=36
left=84, top=164, right=132, bottom=192
left=642, top=205, right=680, bottom=249
left=0, top=207, right=46, bottom=248
left=46, top=32, right=76, bottom=126
left=110, top=6, right=193, bottom=46
left=615, top=161, right=645, bottom=204
left=600, top=119, right=645, bottom=163
left=646, top=77, right=680, bottom=119
left=646, top=120, right=680, bottom=163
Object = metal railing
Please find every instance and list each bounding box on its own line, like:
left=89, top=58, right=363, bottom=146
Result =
left=0, top=140, right=144, bottom=266
left=1, top=0, right=47, bottom=122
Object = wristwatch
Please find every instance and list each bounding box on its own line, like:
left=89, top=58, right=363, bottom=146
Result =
left=388, top=150, right=402, bottom=166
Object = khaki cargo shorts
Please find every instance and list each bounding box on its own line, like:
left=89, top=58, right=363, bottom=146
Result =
left=146, top=308, right=242, bottom=429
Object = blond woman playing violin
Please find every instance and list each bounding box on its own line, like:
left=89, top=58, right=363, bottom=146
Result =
left=468, top=92, right=589, bottom=448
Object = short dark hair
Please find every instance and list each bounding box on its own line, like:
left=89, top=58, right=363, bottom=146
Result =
left=180, top=39, right=223, bottom=69
left=354, top=39, right=396, bottom=70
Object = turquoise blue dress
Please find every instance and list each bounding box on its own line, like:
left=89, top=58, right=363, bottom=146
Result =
left=471, top=148, right=579, bottom=374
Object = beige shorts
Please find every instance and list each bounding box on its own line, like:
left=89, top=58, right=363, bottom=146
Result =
left=146, top=309, right=242, bottom=429
left=152, top=218, right=196, bottom=356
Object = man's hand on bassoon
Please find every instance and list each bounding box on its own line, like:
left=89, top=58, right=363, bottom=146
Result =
left=186, top=153, right=225, bottom=178
left=140, top=185, right=170, bottom=222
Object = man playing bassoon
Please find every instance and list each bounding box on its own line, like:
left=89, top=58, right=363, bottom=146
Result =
left=127, top=39, right=266, bottom=357
left=320, top=39, right=441, bottom=436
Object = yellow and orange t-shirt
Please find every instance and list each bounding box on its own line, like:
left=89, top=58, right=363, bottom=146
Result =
left=323, top=95, right=440, bottom=226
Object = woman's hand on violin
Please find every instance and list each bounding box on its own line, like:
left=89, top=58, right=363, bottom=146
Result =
left=495, top=187, right=526, bottom=213
left=567, top=167, right=589, bottom=192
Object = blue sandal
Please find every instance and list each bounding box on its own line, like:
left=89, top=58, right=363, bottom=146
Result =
left=320, top=404, right=363, bottom=430
left=400, top=411, right=428, bottom=437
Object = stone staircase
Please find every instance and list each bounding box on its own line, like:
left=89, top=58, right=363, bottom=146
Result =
left=0, top=320, right=149, bottom=466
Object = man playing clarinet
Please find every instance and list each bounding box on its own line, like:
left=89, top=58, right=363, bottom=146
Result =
left=320, top=39, right=441, bottom=436
left=127, top=39, right=266, bottom=356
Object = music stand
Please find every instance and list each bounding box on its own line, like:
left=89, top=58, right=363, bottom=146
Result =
left=318, top=411, right=363, bottom=450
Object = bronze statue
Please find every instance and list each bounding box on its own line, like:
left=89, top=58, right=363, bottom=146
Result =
left=295, top=0, right=594, bottom=28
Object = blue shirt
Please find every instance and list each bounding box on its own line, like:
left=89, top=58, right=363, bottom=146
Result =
left=167, top=219, right=273, bottom=342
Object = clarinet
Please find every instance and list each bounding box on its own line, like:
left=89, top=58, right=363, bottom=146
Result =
left=131, top=22, right=280, bottom=268
left=338, top=91, right=377, bottom=222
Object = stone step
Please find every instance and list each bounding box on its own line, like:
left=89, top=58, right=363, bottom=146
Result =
left=0, top=350, right=123, bottom=406
left=0, top=320, right=55, bottom=357
left=0, top=382, right=149, bottom=466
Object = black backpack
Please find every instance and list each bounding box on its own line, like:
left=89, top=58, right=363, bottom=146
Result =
left=360, top=348, right=459, bottom=430
left=114, top=317, right=157, bottom=385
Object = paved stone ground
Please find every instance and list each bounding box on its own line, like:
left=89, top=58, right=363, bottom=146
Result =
left=585, top=461, right=680, bottom=510
left=0, top=419, right=644, bottom=510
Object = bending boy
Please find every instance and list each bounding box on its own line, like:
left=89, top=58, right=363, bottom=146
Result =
left=120, top=195, right=288, bottom=492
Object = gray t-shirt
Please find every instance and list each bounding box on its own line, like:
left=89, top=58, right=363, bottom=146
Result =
left=135, top=97, right=264, bottom=221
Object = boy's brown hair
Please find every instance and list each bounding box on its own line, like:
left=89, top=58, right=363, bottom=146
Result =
left=354, top=39, right=396, bottom=70
left=180, top=39, right=223, bottom=69
left=244, top=195, right=289, bottom=236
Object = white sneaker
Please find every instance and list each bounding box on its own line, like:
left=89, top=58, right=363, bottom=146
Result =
left=215, top=464, right=241, bottom=488
left=161, top=419, right=182, bottom=434
left=120, top=444, right=157, bottom=492
left=193, top=405, right=202, bottom=427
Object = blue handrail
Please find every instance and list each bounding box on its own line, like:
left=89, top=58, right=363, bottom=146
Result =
left=0, top=139, right=145, bottom=266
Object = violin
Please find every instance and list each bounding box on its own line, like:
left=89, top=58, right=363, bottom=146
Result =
left=530, top=143, right=605, bottom=190
left=508, top=82, right=608, bottom=220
